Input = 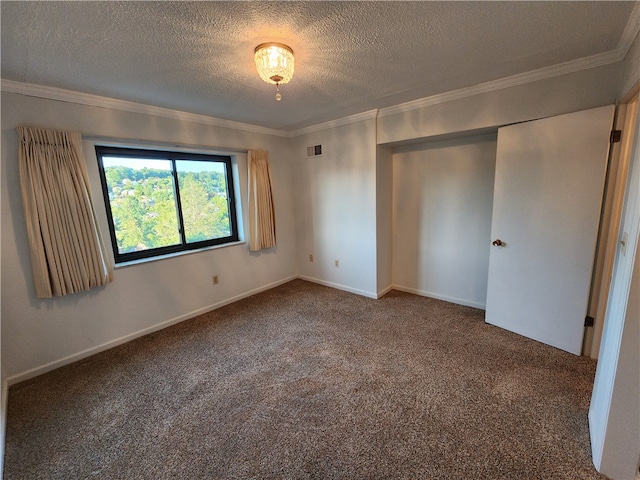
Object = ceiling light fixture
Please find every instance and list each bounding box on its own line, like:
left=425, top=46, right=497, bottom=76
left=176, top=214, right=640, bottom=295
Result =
left=254, top=42, right=294, bottom=101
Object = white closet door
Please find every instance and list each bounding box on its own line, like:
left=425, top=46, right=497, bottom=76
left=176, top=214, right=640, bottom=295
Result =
left=485, top=105, right=615, bottom=354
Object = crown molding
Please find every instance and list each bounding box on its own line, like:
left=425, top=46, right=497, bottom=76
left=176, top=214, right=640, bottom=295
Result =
left=378, top=50, right=621, bottom=119
left=0, top=80, right=289, bottom=138
left=287, top=110, right=379, bottom=137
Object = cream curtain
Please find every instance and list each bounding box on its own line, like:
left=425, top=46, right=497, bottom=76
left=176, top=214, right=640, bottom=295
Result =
left=248, top=149, right=276, bottom=251
left=18, top=126, right=114, bottom=298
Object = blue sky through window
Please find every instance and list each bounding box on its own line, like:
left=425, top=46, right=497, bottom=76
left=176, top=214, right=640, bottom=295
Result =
left=102, top=157, right=225, bottom=174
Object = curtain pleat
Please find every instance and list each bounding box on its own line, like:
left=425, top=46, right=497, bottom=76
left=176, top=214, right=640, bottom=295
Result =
left=18, top=126, right=114, bottom=298
left=248, top=150, right=276, bottom=251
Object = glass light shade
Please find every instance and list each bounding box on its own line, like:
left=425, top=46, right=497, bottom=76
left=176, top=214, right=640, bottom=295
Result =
left=254, top=43, right=294, bottom=85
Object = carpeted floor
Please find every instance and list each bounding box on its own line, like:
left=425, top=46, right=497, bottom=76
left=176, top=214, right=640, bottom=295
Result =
left=4, top=279, right=607, bottom=479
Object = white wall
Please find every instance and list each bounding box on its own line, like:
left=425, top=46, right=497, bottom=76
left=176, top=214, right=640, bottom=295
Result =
left=1, top=92, right=297, bottom=382
left=392, top=134, right=497, bottom=309
left=292, top=119, right=379, bottom=298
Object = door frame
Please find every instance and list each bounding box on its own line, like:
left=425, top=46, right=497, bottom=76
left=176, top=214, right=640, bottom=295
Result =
left=586, top=94, right=639, bottom=358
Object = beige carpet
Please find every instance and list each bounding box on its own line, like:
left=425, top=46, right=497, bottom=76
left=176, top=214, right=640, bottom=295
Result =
left=4, top=279, right=607, bottom=479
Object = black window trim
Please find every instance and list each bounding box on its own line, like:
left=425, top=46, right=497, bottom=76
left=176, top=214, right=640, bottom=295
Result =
left=95, top=145, right=239, bottom=264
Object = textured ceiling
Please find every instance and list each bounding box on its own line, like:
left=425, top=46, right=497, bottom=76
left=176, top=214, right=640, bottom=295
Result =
left=1, top=1, right=638, bottom=131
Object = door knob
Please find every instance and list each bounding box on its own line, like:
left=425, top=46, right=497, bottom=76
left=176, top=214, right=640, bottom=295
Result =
left=492, top=239, right=504, bottom=247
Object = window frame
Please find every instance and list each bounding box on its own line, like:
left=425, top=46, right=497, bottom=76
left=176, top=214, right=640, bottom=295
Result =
left=95, top=145, right=239, bottom=264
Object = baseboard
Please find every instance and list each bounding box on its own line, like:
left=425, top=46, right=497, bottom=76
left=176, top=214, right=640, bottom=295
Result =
left=7, top=275, right=297, bottom=386
left=377, top=284, right=394, bottom=298
left=297, top=275, right=378, bottom=299
left=392, top=285, right=486, bottom=310
left=294, top=277, right=485, bottom=308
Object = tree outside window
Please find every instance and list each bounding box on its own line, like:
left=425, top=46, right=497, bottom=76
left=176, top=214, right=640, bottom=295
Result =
left=96, top=147, right=239, bottom=263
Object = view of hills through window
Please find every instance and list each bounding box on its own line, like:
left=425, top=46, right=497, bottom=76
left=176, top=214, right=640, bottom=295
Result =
left=101, top=157, right=231, bottom=255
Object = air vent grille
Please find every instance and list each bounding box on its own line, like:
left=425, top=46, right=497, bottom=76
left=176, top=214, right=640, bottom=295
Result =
left=306, top=145, right=323, bottom=157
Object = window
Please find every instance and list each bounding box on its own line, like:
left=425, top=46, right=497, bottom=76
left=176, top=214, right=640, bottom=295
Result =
left=95, top=146, right=239, bottom=263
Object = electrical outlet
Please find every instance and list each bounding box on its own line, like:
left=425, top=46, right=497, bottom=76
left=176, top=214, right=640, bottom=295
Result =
left=335, top=260, right=339, bottom=268
left=309, top=254, right=314, bottom=262
left=212, top=275, right=219, bottom=285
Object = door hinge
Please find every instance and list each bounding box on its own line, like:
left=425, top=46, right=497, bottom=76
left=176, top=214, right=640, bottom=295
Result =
left=610, top=130, right=622, bottom=143
left=584, top=316, right=595, bottom=327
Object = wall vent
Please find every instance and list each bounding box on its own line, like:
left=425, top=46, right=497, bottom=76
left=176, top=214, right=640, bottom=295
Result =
left=306, top=145, right=323, bottom=157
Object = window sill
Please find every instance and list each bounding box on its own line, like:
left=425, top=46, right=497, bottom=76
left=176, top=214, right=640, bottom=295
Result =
left=113, top=240, right=246, bottom=269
